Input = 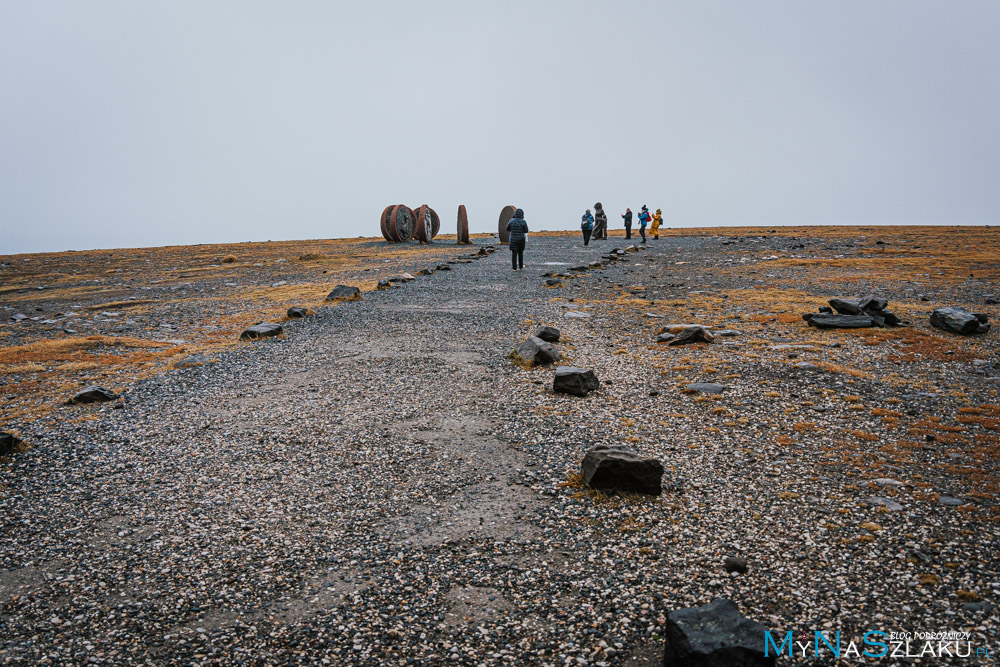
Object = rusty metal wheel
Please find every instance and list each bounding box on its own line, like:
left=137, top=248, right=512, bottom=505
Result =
left=498, top=205, right=516, bottom=245
left=380, top=205, right=394, bottom=242
left=414, top=204, right=433, bottom=243
left=388, top=205, right=414, bottom=242
left=456, top=205, right=470, bottom=244
left=428, top=207, right=440, bottom=239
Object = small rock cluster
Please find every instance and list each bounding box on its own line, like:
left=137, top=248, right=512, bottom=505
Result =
left=803, top=295, right=902, bottom=329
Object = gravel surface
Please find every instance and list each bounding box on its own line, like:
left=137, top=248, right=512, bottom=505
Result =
left=2, top=232, right=998, bottom=665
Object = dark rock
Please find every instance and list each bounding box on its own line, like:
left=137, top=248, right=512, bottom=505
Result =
left=435, top=264, right=451, bottom=271
left=805, top=314, right=874, bottom=329
left=962, top=601, right=994, bottom=614
left=985, top=296, right=999, bottom=305
left=553, top=366, right=600, bottom=397
left=67, top=386, right=119, bottom=404
left=0, top=432, right=20, bottom=457
left=656, top=333, right=676, bottom=343
left=939, top=496, right=964, bottom=507
left=377, top=279, right=392, bottom=290
left=662, top=598, right=774, bottom=667
left=513, top=337, right=561, bottom=367
left=858, top=295, right=888, bottom=312
left=878, top=309, right=901, bottom=326
left=569, top=265, right=589, bottom=272
left=685, top=383, right=727, bottom=394
left=325, top=285, right=362, bottom=301
left=723, top=556, right=748, bottom=574
left=532, top=326, right=560, bottom=343
left=545, top=278, right=562, bottom=287
left=286, top=306, right=308, bottom=318
left=930, top=307, right=990, bottom=335
left=828, top=298, right=862, bottom=315
left=240, top=322, right=283, bottom=341
left=669, top=326, right=714, bottom=345
left=818, top=306, right=833, bottom=314
left=415, top=268, right=433, bottom=276
left=581, top=445, right=663, bottom=496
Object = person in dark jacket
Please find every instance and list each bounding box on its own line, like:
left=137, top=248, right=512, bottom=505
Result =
left=581, top=209, right=594, bottom=246
left=593, top=202, right=607, bottom=240
left=506, top=208, right=528, bottom=270
left=637, top=205, right=650, bottom=244
left=621, top=208, right=633, bottom=239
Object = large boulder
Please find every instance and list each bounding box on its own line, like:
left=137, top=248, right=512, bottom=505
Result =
left=930, top=307, right=990, bottom=335
left=803, top=313, right=874, bottom=329
left=286, top=306, right=308, bottom=318
left=240, top=322, right=283, bottom=341
left=532, top=325, right=560, bottom=342
left=325, top=285, right=361, bottom=302
left=553, top=366, right=600, bottom=397
left=67, top=386, right=118, bottom=404
left=663, top=598, right=775, bottom=667
left=512, top=336, right=561, bottom=367
left=582, top=445, right=663, bottom=495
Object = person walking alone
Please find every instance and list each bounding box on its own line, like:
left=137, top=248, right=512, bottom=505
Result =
left=651, top=208, right=662, bottom=240
left=506, top=208, right=528, bottom=270
left=622, top=208, right=633, bottom=239
left=637, top=205, right=650, bottom=244
left=581, top=209, right=594, bottom=246
left=593, top=202, right=608, bottom=240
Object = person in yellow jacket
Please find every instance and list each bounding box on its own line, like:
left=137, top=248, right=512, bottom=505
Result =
left=651, top=208, right=663, bottom=239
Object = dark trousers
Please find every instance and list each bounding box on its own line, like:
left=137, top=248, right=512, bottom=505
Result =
left=639, top=226, right=646, bottom=243
left=582, top=228, right=592, bottom=246
left=510, top=239, right=524, bottom=269
left=625, top=224, right=632, bottom=239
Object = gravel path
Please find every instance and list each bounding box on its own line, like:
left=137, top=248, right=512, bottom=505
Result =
left=2, top=233, right=998, bottom=665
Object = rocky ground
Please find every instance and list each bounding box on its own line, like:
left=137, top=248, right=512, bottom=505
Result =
left=1, top=228, right=998, bottom=665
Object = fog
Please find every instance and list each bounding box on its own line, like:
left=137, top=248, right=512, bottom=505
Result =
left=1, top=1, right=998, bottom=254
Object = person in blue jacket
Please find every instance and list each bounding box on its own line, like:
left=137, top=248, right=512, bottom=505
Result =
left=637, top=205, right=651, bottom=244
left=506, top=208, right=528, bottom=270
left=581, top=209, right=594, bottom=246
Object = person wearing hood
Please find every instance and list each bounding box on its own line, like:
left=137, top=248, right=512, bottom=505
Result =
left=593, top=202, right=608, bottom=240
left=581, top=209, right=594, bottom=246
left=637, top=205, right=650, bottom=243
left=651, top=208, right=663, bottom=239
left=621, top=208, right=633, bottom=239
left=506, top=208, right=528, bottom=270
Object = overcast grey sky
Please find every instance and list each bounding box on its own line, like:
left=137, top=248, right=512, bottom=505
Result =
left=1, top=1, right=998, bottom=254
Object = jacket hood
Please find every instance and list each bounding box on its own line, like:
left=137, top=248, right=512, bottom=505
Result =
left=514, top=208, right=524, bottom=219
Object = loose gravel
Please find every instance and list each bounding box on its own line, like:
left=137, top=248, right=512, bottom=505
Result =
left=1, top=232, right=998, bottom=665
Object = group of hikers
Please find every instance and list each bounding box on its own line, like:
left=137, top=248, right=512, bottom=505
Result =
left=503, top=203, right=663, bottom=270
left=580, top=203, right=661, bottom=246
